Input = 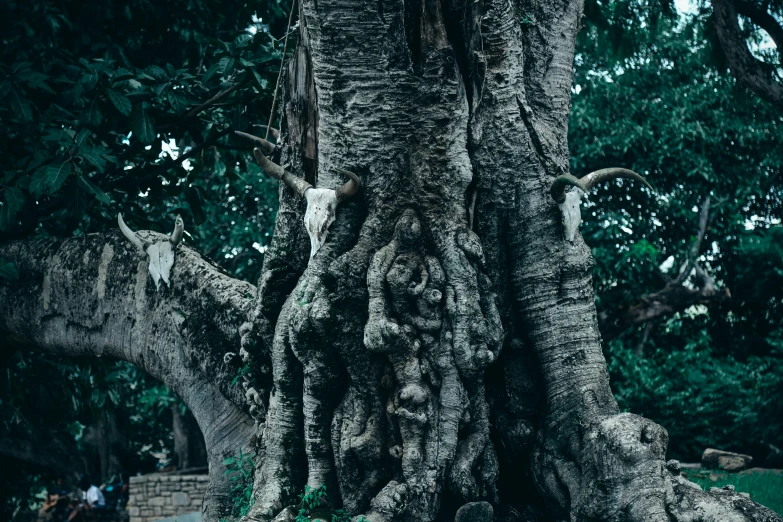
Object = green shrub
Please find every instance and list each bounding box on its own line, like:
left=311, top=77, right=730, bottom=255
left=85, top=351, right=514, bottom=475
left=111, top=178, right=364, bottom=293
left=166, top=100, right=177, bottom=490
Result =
left=223, top=449, right=255, bottom=518
left=606, top=326, right=783, bottom=462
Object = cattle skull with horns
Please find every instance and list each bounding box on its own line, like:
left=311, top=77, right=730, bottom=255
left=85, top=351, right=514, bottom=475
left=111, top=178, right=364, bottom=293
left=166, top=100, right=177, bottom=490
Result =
left=235, top=131, right=360, bottom=259
left=550, top=168, right=653, bottom=242
left=118, top=213, right=184, bottom=290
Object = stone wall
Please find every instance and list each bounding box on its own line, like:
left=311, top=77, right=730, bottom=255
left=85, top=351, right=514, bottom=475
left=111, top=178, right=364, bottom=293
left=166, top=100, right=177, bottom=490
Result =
left=128, top=474, right=207, bottom=522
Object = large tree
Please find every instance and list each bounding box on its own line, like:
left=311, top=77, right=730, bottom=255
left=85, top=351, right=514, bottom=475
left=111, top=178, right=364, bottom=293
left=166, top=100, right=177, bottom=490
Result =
left=2, top=1, right=782, bottom=522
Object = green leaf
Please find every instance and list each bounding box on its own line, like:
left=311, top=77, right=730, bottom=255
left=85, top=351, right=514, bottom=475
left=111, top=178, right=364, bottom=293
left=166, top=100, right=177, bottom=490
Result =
left=251, top=68, right=268, bottom=90
left=8, top=86, right=33, bottom=122
left=45, top=162, right=73, bottom=193
left=0, top=201, right=16, bottom=231
left=130, top=104, right=155, bottom=144
left=185, top=186, right=206, bottom=224
left=125, top=79, right=143, bottom=91
left=202, top=63, right=219, bottom=85
left=146, top=65, right=168, bottom=80
left=107, top=389, right=120, bottom=406
left=214, top=158, right=227, bottom=178
left=219, top=56, right=235, bottom=75
left=5, top=186, right=25, bottom=213
left=68, top=184, right=89, bottom=224
left=167, top=91, right=188, bottom=115
left=77, top=176, right=110, bottom=204
left=107, top=89, right=132, bottom=116
left=79, top=146, right=108, bottom=172
left=81, top=72, right=98, bottom=91
left=0, top=259, right=19, bottom=281
left=29, top=168, right=48, bottom=198
left=84, top=99, right=103, bottom=127
left=75, top=128, right=92, bottom=147
left=111, top=68, right=135, bottom=82
left=0, top=77, right=11, bottom=100
left=233, top=34, right=253, bottom=48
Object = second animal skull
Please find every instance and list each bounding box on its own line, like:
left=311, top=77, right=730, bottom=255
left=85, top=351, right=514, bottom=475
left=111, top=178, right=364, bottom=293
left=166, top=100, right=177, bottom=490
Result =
left=236, top=131, right=360, bottom=259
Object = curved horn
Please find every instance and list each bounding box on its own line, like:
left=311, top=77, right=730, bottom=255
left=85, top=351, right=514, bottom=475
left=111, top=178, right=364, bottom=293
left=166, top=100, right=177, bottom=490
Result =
left=118, top=213, right=150, bottom=253
left=550, top=174, right=587, bottom=203
left=252, top=148, right=313, bottom=197
left=234, top=131, right=275, bottom=155
left=579, top=168, right=653, bottom=192
left=258, top=125, right=280, bottom=140
left=334, top=168, right=360, bottom=203
left=170, top=215, right=184, bottom=247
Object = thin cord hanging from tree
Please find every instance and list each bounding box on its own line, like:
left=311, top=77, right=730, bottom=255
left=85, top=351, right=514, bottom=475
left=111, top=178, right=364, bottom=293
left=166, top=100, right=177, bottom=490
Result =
left=265, top=0, right=297, bottom=141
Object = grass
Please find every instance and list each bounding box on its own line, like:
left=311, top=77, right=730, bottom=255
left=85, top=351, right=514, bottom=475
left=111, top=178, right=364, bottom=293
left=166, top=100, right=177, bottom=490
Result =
left=683, top=468, right=783, bottom=515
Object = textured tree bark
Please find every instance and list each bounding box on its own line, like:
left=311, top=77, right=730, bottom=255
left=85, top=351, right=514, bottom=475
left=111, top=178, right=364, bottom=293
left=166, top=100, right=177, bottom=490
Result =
left=712, top=0, right=783, bottom=110
left=236, top=0, right=783, bottom=520
left=2, top=0, right=783, bottom=521
left=0, top=232, right=257, bottom=521
left=173, top=404, right=209, bottom=471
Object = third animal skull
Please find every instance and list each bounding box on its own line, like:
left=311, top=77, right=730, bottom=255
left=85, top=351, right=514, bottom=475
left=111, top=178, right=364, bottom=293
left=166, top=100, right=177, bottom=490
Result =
left=118, top=213, right=184, bottom=290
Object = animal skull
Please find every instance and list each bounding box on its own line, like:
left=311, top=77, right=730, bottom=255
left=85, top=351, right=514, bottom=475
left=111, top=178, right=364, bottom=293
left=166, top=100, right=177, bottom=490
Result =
left=304, top=188, right=339, bottom=259
left=118, top=213, right=184, bottom=290
left=236, top=131, right=360, bottom=259
left=559, top=190, right=584, bottom=242
left=550, top=168, right=652, bottom=242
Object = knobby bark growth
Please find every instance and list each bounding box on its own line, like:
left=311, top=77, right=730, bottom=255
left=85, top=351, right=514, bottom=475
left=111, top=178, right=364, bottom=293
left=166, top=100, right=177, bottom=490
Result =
left=1, top=0, right=781, bottom=521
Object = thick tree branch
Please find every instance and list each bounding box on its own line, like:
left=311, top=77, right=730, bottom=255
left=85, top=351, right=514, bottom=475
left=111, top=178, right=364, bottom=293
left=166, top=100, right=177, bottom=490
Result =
left=736, top=0, right=783, bottom=60
left=712, top=0, right=783, bottom=109
left=598, top=282, right=731, bottom=341
left=601, top=195, right=729, bottom=341
left=0, top=231, right=259, bottom=521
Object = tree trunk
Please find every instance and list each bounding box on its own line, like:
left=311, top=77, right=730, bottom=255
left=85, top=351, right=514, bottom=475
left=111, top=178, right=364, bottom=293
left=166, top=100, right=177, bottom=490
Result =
left=173, top=404, right=209, bottom=471
left=0, top=232, right=256, bottom=521
left=2, top=0, right=782, bottom=521
left=81, top=408, right=130, bottom=483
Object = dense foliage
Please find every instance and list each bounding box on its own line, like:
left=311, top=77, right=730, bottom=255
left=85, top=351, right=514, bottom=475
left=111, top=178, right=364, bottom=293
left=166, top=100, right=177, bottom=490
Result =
left=573, top=5, right=783, bottom=462
left=0, top=0, right=288, bottom=517
left=0, top=0, right=781, bottom=517
left=0, top=353, right=185, bottom=515
left=0, top=0, right=285, bottom=281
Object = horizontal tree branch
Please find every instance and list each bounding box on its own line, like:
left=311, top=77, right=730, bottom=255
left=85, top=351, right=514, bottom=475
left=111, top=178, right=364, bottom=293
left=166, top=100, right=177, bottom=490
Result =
left=0, top=231, right=259, bottom=520
left=598, top=282, right=731, bottom=341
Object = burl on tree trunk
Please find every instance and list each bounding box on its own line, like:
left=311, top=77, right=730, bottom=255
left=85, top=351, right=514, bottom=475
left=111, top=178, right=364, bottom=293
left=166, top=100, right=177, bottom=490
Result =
left=1, top=0, right=781, bottom=521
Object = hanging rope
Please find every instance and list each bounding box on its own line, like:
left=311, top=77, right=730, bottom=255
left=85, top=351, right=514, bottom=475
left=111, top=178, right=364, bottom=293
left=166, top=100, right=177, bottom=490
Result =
left=265, top=0, right=297, bottom=141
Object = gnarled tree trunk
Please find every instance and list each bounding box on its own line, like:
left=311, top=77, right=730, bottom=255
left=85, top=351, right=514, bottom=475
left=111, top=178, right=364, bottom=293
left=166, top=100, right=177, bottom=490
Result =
left=1, top=0, right=782, bottom=521
left=0, top=232, right=256, bottom=521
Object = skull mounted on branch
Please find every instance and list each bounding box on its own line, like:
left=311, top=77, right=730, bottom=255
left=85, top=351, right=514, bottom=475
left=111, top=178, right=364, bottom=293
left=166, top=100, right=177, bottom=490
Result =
left=118, top=213, right=184, bottom=290
left=236, top=131, right=360, bottom=259
left=550, top=168, right=652, bottom=242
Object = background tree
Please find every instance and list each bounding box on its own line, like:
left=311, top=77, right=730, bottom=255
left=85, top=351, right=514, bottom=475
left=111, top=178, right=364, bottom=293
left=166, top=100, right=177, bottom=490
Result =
left=1, top=0, right=781, bottom=521
left=573, top=1, right=783, bottom=463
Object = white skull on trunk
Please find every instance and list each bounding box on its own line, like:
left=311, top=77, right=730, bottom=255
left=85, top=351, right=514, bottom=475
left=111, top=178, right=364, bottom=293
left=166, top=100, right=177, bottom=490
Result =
left=118, top=213, right=184, bottom=290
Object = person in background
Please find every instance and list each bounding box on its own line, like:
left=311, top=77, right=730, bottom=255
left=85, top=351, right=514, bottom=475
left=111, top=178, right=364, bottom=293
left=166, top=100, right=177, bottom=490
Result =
left=39, top=475, right=70, bottom=522
left=67, top=476, right=105, bottom=522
